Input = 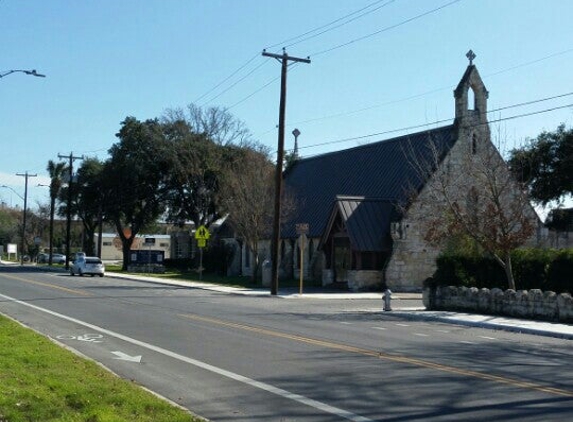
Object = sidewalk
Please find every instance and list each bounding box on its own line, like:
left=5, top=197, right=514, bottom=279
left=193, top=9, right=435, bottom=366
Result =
left=104, top=271, right=573, bottom=340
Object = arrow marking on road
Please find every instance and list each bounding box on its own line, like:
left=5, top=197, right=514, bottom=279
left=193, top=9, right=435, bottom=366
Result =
left=111, top=351, right=142, bottom=363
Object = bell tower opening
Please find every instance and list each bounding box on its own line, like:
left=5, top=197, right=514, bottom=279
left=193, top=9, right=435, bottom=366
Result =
left=454, top=50, right=489, bottom=124
left=468, top=86, right=476, bottom=111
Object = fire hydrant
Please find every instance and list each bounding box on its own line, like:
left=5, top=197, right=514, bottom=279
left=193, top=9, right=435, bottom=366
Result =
left=383, top=289, right=392, bottom=311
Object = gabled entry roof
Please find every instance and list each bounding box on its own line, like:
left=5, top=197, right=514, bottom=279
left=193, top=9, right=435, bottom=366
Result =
left=282, top=125, right=456, bottom=239
left=320, top=197, right=397, bottom=252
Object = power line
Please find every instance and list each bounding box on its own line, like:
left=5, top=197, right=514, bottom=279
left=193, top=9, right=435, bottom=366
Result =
left=310, top=0, right=463, bottom=57
left=200, top=58, right=270, bottom=107
left=278, top=0, right=396, bottom=50
left=294, top=97, right=573, bottom=154
left=223, top=0, right=464, bottom=112
left=271, top=47, right=573, bottom=131
left=192, top=52, right=261, bottom=104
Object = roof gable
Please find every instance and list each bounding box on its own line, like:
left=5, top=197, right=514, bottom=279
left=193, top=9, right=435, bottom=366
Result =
left=319, top=196, right=396, bottom=252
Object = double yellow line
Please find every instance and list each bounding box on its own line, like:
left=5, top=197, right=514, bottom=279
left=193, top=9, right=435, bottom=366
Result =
left=2, top=273, right=92, bottom=296
left=181, top=313, right=573, bottom=398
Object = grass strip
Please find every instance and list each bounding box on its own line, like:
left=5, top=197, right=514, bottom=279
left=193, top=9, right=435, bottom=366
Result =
left=0, top=315, right=203, bottom=422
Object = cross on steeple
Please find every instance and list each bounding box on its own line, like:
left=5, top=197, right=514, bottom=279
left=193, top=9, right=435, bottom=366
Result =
left=466, top=49, right=476, bottom=66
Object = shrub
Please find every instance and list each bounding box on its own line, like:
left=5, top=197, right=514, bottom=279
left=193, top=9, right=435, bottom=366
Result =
left=547, top=249, right=573, bottom=294
left=433, top=249, right=572, bottom=293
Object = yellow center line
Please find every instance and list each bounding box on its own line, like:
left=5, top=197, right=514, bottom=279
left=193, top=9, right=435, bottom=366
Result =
left=3, top=273, right=92, bottom=296
left=180, top=313, right=573, bottom=398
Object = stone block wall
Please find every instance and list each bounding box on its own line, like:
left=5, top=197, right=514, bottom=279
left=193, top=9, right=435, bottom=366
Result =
left=424, top=285, right=573, bottom=323
left=347, top=270, right=383, bottom=291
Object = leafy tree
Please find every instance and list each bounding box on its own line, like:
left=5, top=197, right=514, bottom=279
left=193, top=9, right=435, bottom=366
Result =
left=0, top=206, right=20, bottom=251
left=46, top=160, right=66, bottom=265
left=162, top=118, right=223, bottom=229
left=73, top=158, right=105, bottom=255
left=545, top=207, right=573, bottom=232
left=508, top=124, right=573, bottom=206
left=102, top=117, right=171, bottom=270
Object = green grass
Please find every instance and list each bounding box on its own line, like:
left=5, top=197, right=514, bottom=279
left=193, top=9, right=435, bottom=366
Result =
left=0, top=315, right=203, bottom=422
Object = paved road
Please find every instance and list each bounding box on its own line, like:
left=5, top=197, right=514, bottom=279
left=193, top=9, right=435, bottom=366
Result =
left=1, top=266, right=572, bottom=421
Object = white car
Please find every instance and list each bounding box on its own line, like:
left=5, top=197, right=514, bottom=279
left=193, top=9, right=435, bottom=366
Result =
left=70, top=256, right=105, bottom=277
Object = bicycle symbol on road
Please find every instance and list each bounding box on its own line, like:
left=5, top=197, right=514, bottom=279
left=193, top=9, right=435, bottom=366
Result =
left=56, top=334, right=104, bottom=343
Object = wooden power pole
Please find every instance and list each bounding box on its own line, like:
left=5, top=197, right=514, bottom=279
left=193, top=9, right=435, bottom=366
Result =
left=58, top=152, right=83, bottom=269
left=262, top=49, right=310, bottom=296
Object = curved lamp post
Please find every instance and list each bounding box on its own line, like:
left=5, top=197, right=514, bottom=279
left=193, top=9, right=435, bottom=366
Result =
left=0, top=69, right=46, bottom=79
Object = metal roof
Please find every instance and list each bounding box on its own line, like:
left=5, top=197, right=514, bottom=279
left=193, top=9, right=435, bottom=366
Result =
left=282, top=125, right=456, bottom=239
left=320, top=196, right=396, bottom=252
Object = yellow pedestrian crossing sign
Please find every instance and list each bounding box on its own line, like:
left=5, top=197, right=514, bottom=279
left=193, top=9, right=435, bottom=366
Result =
left=195, top=225, right=210, bottom=241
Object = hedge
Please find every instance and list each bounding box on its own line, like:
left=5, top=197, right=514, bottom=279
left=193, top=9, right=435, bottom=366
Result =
left=432, top=249, right=572, bottom=293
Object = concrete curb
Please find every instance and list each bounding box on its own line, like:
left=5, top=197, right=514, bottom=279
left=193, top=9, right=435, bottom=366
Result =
left=390, top=310, right=573, bottom=340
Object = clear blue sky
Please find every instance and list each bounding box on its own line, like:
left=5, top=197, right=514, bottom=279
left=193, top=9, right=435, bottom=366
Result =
left=2, top=0, right=573, bottom=210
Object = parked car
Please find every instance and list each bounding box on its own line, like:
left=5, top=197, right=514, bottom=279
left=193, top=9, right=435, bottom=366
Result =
left=70, top=256, right=105, bottom=277
left=38, top=253, right=66, bottom=264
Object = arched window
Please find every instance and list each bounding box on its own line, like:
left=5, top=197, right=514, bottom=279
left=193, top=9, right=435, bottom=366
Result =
left=468, top=87, right=476, bottom=111
left=472, top=133, right=478, bottom=155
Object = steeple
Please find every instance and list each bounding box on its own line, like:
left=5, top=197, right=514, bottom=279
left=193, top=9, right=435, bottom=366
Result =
left=454, top=50, right=489, bottom=124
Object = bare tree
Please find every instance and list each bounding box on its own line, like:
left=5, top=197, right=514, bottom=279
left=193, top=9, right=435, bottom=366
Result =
left=403, top=129, right=538, bottom=290
left=164, top=104, right=254, bottom=146
left=218, top=147, right=296, bottom=281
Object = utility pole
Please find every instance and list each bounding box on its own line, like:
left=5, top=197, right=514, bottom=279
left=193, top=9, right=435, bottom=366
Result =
left=58, top=152, right=83, bottom=269
left=262, top=49, right=310, bottom=296
left=16, top=172, right=37, bottom=265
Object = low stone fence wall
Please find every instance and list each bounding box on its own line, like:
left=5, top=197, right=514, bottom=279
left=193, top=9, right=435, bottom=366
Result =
left=423, top=286, right=573, bottom=323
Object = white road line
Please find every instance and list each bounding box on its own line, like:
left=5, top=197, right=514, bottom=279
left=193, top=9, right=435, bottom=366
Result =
left=0, top=292, right=373, bottom=422
left=371, top=327, right=386, bottom=331
left=479, top=336, right=497, bottom=340
left=339, top=322, right=352, bottom=325
left=395, top=323, right=410, bottom=327
left=435, top=329, right=450, bottom=333
left=459, top=340, right=477, bottom=344
left=413, top=333, right=429, bottom=337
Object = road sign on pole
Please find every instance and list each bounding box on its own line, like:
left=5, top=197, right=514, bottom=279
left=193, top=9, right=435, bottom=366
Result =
left=195, top=225, right=210, bottom=241
left=194, top=225, right=210, bottom=280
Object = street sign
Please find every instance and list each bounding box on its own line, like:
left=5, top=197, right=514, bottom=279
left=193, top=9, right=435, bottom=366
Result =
left=195, top=225, right=210, bottom=240
left=197, top=238, right=206, bottom=248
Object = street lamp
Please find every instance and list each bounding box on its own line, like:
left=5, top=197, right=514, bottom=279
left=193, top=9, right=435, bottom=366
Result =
left=0, top=69, right=46, bottom=79
left=1, top=185, right=24, bottom=201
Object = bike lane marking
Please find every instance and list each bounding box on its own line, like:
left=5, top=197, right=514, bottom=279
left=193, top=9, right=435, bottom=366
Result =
left=0, top=292, right=373, bottom=422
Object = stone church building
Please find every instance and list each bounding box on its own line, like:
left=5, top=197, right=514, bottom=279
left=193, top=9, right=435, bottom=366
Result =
left=226, top=53, right=541, bottom=291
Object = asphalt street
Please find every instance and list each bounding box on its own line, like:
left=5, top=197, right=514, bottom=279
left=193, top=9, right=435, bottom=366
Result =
left=1, top=265, right=572, bottom=421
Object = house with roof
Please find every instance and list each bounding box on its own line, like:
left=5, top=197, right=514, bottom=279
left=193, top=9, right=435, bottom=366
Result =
left=228, top=53, right=541, bottom=291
